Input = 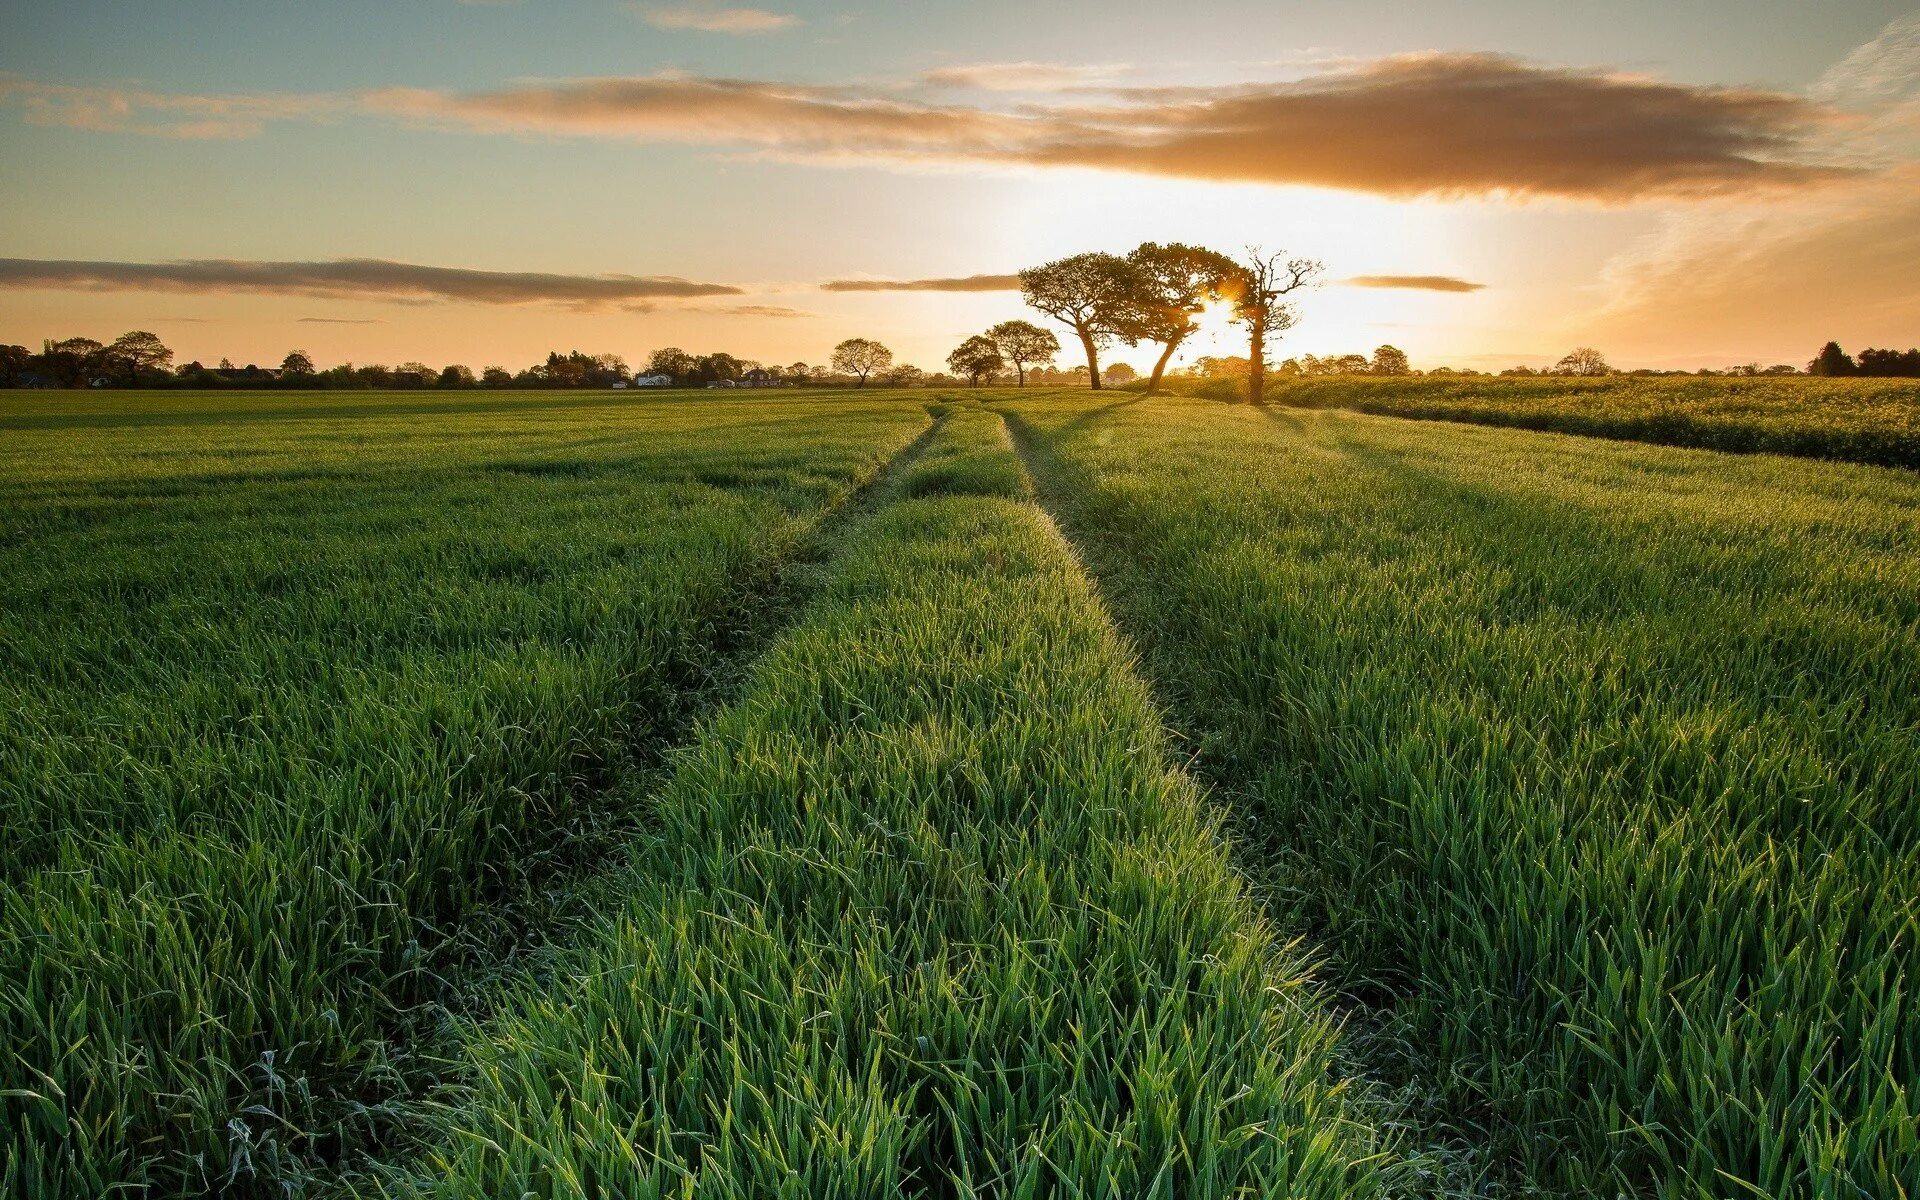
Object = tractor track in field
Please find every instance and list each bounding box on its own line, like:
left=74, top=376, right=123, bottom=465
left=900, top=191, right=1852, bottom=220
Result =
left=293, top=408, right=960, bottom=1195
left=996, top=403, right=1492, bottom=1198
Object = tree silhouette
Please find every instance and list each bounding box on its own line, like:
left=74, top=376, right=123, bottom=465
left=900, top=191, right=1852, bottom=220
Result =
left=647, top=347, right=696, bottom=380
left=1225, top=250, right=1321, bottom=404
left=831, top=338, right=893, bottom=387
left=1552, top=347, right=1612, bottom=376
left=1856, top=347, right=1920, bottom=377
left=985, top=320, right=1059, bottom=387
left=0, top=344, right=32, bottom=387
left=1124, top=242, right=1239, bottom=392
left=1809, top=341, right=1857, bottom=376
left=947, top=335, right=1005, bottom=387
left=1019, top=253, right=1138, bottom=390
left=1371, top=345, right=1412, bottom=376
left=38, top=337, right=105, bottom=388
left=107, top=331, right=173, bottom=386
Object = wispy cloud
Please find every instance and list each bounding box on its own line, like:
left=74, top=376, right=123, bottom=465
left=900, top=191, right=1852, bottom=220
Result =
left=820, top=274, right=1021, bottom=292
left=640, top=5, right=800, bottom=33
left=297, top=316, right=384, bottom=324
left=919, top=62, right=1128, bottom=92
left=0, top=258, right=744, bottom=308
left=699, top=303, right=812, bottom=317
left=1341, top=274, right=1486, bottom=292
left=0, top=75, right=342, bottom=139
left=1591, top=14, right=1920, bottom=358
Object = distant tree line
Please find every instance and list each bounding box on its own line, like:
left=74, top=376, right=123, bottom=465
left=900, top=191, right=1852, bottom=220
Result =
left=0, top=334, right=948, bottom=390
left=1808, top=341, right=1920, bottom=377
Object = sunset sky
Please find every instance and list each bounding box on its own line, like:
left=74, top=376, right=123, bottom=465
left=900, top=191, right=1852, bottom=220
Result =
left=3, top=1, right=1917, bottom=374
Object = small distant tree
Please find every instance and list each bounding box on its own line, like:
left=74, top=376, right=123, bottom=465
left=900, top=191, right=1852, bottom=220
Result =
left=1371, top=344, right=1412, bottom=376
left=393, top=362, right=436, bottom=388
left=1760, top=363, right=1800, bottom=376
left=947, top=335, right=1005, bottom=387
left=38, top=337, right=106, bottom=388
left=1330, top=354, right=1372, bottom=375
left=831, top=338, right=893, bottom=387
left=1019, top=253, right=1138, bottom=390
left=693, top=352, right=746, bottom=384
left=884, top=364, right=926, bottom=387
left=591, top=353, right=629, bottom=384
left=438, top=364, right=476, bottom=388
left=647, top=347, right=695, bottom=379
left=480, top=366, right=512, bottom=387
left=0, top=344, right=32, bottom=387
left=281, top=350, right=316, bottom=377
left=1807, top=341, right=1855, bottom=376
left=1553, top=347, right=1613, bottom=376
left=985, top=320, right=1058, bottom=387
left=107, top=331, right=173, bottom=386
left=1226, top=250, right=1322, bottom=404
left=1103, top=362, right=1138, bottom=386
left=786, top=362, right=811, bottom=383
left=1190, top=354, right=1251, bottom=379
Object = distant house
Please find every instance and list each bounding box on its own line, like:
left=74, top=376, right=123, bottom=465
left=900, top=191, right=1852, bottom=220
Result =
left=633, top=374, right=673, bottom=388
left=741, top=368, right=783, bottom=388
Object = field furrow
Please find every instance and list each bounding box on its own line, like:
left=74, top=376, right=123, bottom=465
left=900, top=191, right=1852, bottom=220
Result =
left=376, top=405, right=1392, bottom=1198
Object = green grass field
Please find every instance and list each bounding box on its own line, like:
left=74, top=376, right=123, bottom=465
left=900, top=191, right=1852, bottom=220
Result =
left=1004, top=395, right=1920, bottom=1197
left=1149, top=374, right=1920, bottom=469
left=3, top=387, right=1916, bottom=1198
left=0, top=389, right=926, bottom=1194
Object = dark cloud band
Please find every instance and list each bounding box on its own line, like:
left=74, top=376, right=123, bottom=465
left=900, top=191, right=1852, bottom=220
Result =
left=820, top=274, right=1021, bottom=292
left=1341, top=275, right=1487, bottom=292
left=0, top=257, right=743, bottom=307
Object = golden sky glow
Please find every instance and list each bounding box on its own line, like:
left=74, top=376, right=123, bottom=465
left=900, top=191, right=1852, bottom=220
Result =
left=3, top=2, right=1917, bottom=373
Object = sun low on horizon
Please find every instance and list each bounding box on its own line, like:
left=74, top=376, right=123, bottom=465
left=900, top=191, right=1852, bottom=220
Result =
left=3, top=1, right=1919, bottom=374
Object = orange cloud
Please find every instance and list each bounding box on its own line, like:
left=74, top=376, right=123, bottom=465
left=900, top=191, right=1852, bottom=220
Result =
left=1341, top=275, right=1486, bottom=292
left=699, top=304, right=813, bottom=317
left=366, top=75, right=1023, bottom=159
left=6, top=54, right=1852, bottom=201
left=920, top=62, right=1127, bottom=92
left=0, top=76, right=342, bottom=139
left=820, top=274, right=1021, bottom=292
left=0, top=258, right=743, bottom=308
left=370, top=55, right=1847, bottom=201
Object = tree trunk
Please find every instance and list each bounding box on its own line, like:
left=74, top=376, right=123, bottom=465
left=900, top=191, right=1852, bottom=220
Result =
left=1248, top=316, right=1266, bottom=405
left=1079, top=329, right=1103, bottom=391
left=1147, top=338, right=1181, bottom=394
left=1016, top=364, right=1026, bottom=387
